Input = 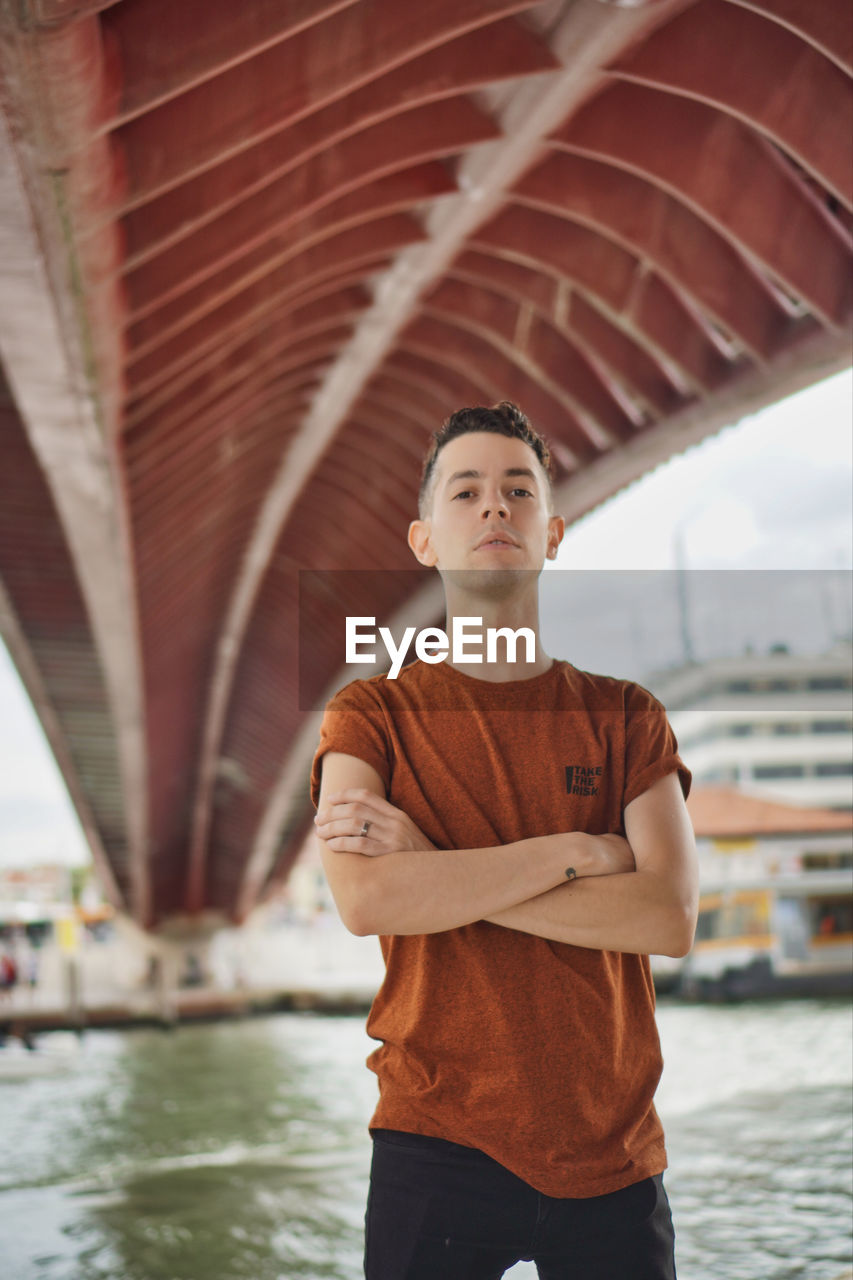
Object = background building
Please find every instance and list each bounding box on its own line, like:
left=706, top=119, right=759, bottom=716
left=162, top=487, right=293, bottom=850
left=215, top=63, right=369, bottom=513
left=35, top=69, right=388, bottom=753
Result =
left=651, top=641, right=853, bottom=811
left=674, top=785, right=853, bottom=998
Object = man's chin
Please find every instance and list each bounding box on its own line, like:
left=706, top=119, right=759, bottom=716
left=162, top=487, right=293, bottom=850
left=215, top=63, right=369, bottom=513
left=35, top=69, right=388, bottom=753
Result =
left=440, top=567, right=541, bottom=596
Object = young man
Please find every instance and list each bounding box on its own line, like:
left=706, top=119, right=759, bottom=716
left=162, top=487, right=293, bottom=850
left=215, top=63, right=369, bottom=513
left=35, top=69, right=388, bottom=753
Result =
left=311, top=402, right=697, bottom=1279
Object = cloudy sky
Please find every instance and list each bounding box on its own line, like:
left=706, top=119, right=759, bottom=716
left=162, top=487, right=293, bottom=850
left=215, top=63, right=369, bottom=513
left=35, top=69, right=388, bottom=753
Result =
left=551, top=368, right=852, bottom=573
left=1, top=369, right=851, bottom=868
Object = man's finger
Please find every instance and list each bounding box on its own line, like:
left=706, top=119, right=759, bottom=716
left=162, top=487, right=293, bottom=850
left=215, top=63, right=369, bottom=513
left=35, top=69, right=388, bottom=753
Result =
left=316, top=816, right=384, bottom=838
left=323, top=835, right=373, bottom=852
left=327, top=789, right=400, bottom=816
left=324, top=835, right=392, bottom=856
left=317, top=795, right=403, bottom=827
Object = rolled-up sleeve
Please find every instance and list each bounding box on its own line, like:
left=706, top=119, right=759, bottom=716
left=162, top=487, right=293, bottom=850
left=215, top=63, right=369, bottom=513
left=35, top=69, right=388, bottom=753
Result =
left=622, top=682, right=691, bottom=809
left=310, top=680, right=392, bottom=807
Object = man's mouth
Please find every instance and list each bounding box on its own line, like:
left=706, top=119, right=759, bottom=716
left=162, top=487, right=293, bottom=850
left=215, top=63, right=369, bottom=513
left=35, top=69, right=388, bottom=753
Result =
left=476, top=533, right=520, bottom=549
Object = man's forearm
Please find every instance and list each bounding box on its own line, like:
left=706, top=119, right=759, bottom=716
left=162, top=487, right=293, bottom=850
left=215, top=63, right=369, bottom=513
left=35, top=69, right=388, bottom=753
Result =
left=485, top=775, right=699, bottom=958
left=485, top=861, right=695, bottom=957
left=319, top=762, right=696, bottom=950
left=321, top=833, right=593, bottom=937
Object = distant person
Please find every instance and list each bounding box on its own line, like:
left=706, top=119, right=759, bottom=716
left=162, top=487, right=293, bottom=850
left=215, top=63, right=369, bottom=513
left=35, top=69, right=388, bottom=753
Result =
left=0, top=950, right=17, bottom=1002
left=313, top=402, right=697, bottom=1278
left=23, top=945, right=39, bottom=991
left=180, top=952, right=204, bottom=988
left=818, top=909, right=836, bottom=936
left=0, top=1019, right=36, bottom=1051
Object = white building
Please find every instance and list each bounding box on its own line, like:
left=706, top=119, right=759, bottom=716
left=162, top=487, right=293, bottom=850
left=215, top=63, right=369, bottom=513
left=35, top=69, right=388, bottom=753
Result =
left=671, top=785, right=853, bottom=998
left=649, top=642, right=853, bottom=811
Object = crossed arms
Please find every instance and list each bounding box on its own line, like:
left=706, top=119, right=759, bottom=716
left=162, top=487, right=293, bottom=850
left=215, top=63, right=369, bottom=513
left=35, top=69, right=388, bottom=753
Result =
left=314, top=752, right=698, bottom=958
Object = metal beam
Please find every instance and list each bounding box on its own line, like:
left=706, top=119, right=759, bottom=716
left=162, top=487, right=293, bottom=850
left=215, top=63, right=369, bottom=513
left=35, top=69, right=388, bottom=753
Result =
left=551, top=80, right=853, bottom=328
left=0, top=578, right=123, bottom=909
left=421, top=283, right=637, bottom=441
left=552, top=325, right=853, bottom=526
left=120, top=101, right=474, bottom=282
left=726, top=0, right=852, bottom=73
left=448, top=253, right=686, bottom=417
left=610, top=0, right=853, bottom=208
left=470, top=205, right=735, bottom=391
left=104, top=0, right=356, bottom=124
left=513, top=152, right=790, bottom=360
left=121, top=149, right=462, bottom=323
left=0, top=77, right=150, bottom=923
left=125, top=215, right=424, bottom=384
left=383, top=348, right=504, bottom=412
left=115, top=0, right=539, bottom=208
left=111, top=16, right=557, bottom=242
left=124, top=280, right=374, bottom=426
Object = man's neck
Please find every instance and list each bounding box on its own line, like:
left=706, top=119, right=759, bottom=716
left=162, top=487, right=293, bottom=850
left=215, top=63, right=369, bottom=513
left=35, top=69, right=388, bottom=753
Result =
left=442, top=582, right=551, bottom=683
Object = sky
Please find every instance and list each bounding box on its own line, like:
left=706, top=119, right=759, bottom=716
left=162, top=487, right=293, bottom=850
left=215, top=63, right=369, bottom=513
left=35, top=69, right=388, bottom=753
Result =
left=1, top=369, right=851, bottom=869
left=551, top=368, right=852, bottom=573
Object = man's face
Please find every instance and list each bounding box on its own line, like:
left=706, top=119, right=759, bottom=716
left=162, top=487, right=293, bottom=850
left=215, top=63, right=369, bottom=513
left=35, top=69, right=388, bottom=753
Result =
left=408, top=433, right=564, bottom=584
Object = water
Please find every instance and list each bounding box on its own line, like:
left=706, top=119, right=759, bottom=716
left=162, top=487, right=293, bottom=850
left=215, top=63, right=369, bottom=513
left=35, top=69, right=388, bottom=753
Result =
left=0, top=1002, right=849, bottom=1280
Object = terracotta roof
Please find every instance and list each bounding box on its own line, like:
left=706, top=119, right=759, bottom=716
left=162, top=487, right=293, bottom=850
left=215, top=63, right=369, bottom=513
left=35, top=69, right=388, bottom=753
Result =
left=687, top=786, right=853, bottom=838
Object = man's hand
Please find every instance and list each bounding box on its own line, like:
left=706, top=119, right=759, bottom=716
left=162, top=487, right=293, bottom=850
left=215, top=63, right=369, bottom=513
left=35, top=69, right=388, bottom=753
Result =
left=314, top=753, right=595, bottom=935
left=315, top=788, right=436, bottom=857
left=315, top=791, right=630, bottom=875
left=313, top=755, right=691, bottom=945
left=486, top=773, right=698, bottom=957
left=574, top=832, right=635, bottom=879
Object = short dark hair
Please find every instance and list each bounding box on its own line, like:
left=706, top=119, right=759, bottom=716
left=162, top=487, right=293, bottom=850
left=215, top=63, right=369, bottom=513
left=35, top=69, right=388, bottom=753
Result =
left=418, top=402, right=553, bottom=515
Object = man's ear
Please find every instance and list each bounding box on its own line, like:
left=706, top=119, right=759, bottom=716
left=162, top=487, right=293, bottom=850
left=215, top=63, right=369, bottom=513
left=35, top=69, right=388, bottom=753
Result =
left=545, top=513, right=565, bottom=561
left=408, top=518, right=437, bottom=567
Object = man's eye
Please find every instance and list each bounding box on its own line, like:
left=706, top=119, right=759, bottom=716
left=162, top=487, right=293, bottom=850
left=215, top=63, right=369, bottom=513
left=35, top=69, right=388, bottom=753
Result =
left=510, top=487, right=533, bottom=498
left=452, top=490, right=474, bottom=500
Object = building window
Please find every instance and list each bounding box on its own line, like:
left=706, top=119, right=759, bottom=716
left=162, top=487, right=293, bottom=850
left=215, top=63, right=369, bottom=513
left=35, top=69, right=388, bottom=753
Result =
left=694, top=909, right=719, bottom=942
left=753, top=764, right=805, bottom=779
left=802, top=851, right=853, bottom=871
left=808, top=676, right=852, bottom=691
left=815, top=762, right=853, bottom=778
left=811, top=899, right=853, bottom=936
left=700, top=766, right=739, bottom=783
left=812, top=720, right=853, bottom=734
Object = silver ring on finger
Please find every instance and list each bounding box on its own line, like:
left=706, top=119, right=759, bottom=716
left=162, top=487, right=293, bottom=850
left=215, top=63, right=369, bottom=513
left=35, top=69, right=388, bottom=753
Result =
left=360, top=820, right=371, bottom=838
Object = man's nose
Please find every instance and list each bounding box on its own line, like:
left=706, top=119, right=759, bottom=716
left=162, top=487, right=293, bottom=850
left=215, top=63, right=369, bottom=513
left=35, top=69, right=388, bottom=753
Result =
left=479, top=490, right=508, bottom=519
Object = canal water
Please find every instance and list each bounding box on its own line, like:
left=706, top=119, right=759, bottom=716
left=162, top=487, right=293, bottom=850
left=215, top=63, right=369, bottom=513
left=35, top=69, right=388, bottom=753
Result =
left=0, top=1001, right=849, bottom=1280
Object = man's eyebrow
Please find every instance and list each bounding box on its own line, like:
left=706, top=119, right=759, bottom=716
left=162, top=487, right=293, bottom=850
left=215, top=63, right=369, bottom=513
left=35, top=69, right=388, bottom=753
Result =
left=444, top=467, right=539, bottom=486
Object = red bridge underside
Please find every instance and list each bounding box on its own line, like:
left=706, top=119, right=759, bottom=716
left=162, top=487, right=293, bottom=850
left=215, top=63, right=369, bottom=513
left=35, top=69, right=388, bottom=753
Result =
left=0, top=0, right=850, bottom=926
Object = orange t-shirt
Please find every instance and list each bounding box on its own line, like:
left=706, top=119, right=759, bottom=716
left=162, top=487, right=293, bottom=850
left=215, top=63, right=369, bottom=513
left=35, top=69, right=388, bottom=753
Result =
left=310, top=658, right=691, bottom=1198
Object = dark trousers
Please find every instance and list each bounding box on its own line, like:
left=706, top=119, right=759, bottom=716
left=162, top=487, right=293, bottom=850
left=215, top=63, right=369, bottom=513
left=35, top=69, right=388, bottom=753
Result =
left=365, top=1130, right=677, bottom=1280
